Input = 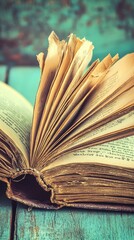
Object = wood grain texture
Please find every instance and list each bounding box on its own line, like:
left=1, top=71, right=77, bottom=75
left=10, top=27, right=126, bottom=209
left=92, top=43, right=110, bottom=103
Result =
left=0, top=181, right=12, bottom=240
left=14, top=205, right=134, bottom=240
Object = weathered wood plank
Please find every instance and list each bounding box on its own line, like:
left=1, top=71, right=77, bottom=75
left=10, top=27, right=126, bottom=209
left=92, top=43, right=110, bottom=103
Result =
left=14, top=205, right=134, bottom=240
left=8, top=67, right=40, bottom=105
left=0, top=181, right=13, bottom=240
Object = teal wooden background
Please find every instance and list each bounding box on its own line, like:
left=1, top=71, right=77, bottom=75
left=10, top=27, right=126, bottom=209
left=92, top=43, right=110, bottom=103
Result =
left=0, top=0, right=134, bottom=239
left=0, top=0, right=134, bottom=66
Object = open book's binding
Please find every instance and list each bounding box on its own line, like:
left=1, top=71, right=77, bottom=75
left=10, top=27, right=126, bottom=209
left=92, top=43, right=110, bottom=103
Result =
left=1, top=173, right=134, bottom=212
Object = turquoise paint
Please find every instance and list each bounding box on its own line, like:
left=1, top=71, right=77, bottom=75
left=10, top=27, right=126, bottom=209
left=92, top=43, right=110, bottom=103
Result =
left=14, top=206, right=134, bottom=240
left=9, top=67, right=40, bottom=105
left=0, top=0, right=134, bottom=65
left=0, top=182, right=12, bottom=240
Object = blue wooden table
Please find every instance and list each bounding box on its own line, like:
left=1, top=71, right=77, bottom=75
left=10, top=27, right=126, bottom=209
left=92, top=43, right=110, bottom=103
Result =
left=0, top=66, right=134, bottom=240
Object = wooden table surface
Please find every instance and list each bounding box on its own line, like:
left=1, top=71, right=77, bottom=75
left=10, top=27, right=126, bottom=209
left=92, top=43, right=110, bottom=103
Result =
left=0, top=66, right=134, bottom=240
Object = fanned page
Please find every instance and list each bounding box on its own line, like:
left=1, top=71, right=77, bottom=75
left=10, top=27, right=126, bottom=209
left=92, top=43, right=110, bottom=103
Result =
left=0, top=82, right=33, bottom=177
left=43, top=135, right=134, bottom=172
left=29, top=31, right=134, bottom=171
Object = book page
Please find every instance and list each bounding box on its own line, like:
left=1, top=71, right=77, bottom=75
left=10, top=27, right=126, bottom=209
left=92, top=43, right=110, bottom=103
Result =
left=35, top=54, right=134, bottom=162
left=37, top=36, right=93, bottom=146
left=39, top=110, right=133, bottom=169
left=40, top=84, right=133, bottom=161
left=48, top=55, right=134, bottom=148
left=0, top=82, right=33, bottom=164
left=45, top=55, right=115, bottom=144
left=35, top=54, right=115, bottom=159
left=57, top=110, right=134, bottom=154
left=30, top=32, right=66, bottom=159
left=31, top=33, right=94, bottom=164
left=47, top=70, right=134, bottom=152
left=64, top=83, right=134, bottom=142
left=78, top=53, right=134, bottom=120
left=42, top=135, right=134, bottom=172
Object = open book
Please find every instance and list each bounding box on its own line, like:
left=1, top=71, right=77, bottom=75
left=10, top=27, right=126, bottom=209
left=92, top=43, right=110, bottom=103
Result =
left=0, top=32, right=134, bottom=211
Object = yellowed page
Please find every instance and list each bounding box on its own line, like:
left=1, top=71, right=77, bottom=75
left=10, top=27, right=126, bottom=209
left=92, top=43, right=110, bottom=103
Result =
left=31, top=34, right=94, bottom=163
left=38, top=78, right=134, bottom=159
left=78, top=53, right=134, bottom=120
left=0, top=82, right=33, bottom=168
left=63, top=83, right=134, bottom=141
left=57, top=110, right=134, bottom=155
left=42, top=135, right=134, bottom=172
left=37, top=54, right=115, bottom=157
left=33, top=34, right=76, bottom=151
left=43, top=54, right=118, bottom=147
left=33, top=54, right=134, bottom=164
left=39, top=37, right=93, bottom=144
left=37, top=34, right=79, bottom=132
left=39, top=108, right=133, bottom=167
left=48, top=55, right=134, bottom=148
left=35, top=108, right=134, bottom=169
left=30, top=31, right=66, bottom=159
